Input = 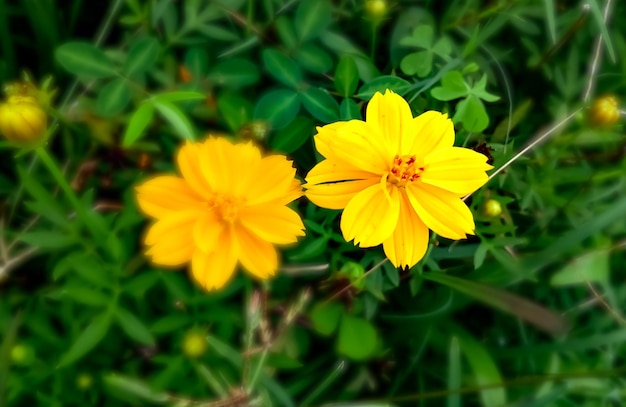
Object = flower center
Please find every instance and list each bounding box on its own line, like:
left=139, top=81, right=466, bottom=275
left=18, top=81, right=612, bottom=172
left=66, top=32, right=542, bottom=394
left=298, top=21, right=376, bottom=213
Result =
left=388, top=154, right=423, bottom=187
left=205, top=194, right=246, bottom=224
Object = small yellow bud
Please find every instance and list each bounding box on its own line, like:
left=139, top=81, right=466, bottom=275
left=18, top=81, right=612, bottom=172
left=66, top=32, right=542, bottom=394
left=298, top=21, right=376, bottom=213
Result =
left=182, top=330, right=207, bottom=358
left=0, top=95, right=48, bottom=147
left=483, top=199, right=502, bottom=217
left=365, top=0, right=388, bottom=19
left=589, top=95, right=620, bottom=126
left=10, top=343, right=34, bottom=365
left=76, top=373, right=93, bottom=389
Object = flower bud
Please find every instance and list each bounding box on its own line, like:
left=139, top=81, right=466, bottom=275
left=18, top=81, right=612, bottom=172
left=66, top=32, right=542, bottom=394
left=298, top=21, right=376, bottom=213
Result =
left=0, top=95, right=48, bottom=147
left=336, top=261, right=366, bottom=290
left=483, top=199, right=502, bottom=217
left=10, top=343, right=35, bottom=366
left=589, top=95, right=620, bottom=126
left=76, top=373, right=93, bottom=389
left=365, top=0, right=388, bottom=19
left=182, top=330, right=207, bottom=358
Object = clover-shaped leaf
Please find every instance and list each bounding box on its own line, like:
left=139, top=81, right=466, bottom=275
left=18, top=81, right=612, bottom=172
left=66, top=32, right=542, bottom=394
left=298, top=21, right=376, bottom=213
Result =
left=400, top=25, right=453, bottom=77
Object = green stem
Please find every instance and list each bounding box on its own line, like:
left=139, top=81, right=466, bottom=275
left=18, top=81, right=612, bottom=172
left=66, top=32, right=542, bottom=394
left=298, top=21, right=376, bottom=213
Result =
left=246, top=348, right=268, bottom=392
left=34, top=146, right=105, bottom=242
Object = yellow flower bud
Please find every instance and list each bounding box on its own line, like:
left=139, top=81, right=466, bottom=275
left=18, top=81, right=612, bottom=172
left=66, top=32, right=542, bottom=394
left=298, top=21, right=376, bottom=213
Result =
left=365, top=0, right=388, bottom=19
left=10, top=343, right=35, bottom=365
left=483, top=199, right=502, bottom=217
left=182, top=330, right=207, bottom=358
left=76, top=373, right=93, bottom=389
left=589, top=95, right=620, bottom=126
left=0, top=95, right=48, bottom=147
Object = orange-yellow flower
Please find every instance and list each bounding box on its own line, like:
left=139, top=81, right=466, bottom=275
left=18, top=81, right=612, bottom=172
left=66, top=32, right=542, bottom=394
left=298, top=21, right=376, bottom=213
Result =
left=136, top=137, right=305, bottom=290
left=0, top=95, right=47, bottom=147
left=305, top=90, right=492, bottom=269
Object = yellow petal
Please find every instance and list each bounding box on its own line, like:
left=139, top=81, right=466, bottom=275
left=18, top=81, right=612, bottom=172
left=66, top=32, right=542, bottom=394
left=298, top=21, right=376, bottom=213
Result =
left=144, top=210, right=199, bottom=246
left=305, top=158, right=376, bottom=185
left=136, top=176, right=202, bottom=218
left=235, top=225, right=278, bottom=279
left=382, top=190, right=429, bottom=268
left=421, top=147, right=493, bottom=195
left=190, top=227, right=238, bottom=290
left=246, top=155, right=301, bottom=206
left=193, top=212, right=224, bottom=253
left=312, top=121, right=349, bottom=161
left=177, top=142, right=213, bottom=198
left=239, top=204, right=305, bottom=244
left=366, top=90, right=415, bottom=154
left=305, top=177, right=379, bottom=210
left=406, top=182, right=475, bottom=240
left=314, top=120, right=391, bottom=174
left=144, top=210, right=198, bottom=266
left=404, top=111, right=454, bottom=156
left=340, top=180, right=400, bottom=247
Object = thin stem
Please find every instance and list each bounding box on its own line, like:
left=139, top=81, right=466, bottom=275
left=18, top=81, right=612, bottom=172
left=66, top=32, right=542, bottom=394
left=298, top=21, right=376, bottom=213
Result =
left=582, top=0, right=614, bottom=103
left=246, top=348, right=268, bottom=392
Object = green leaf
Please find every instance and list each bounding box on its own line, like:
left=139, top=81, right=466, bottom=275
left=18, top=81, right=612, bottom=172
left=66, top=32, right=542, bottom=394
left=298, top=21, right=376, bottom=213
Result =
left=262, top=48, right=303, bottom=89
left=96, top=78, right=131, bottom=117
left=334, top=55, right=359, bottom=97
left=399, top=25, right=433, bottom=49
left=57, top=312, right=111, bottom=367
left=61, top=283, right=109, bottom=306
left=356, top=76, right=411, bottom=100
left=295, top=44, right=333, bottom=74
left=184, top=47, right=209, bottom=78
left=299, top=87, right=339, bottom=123
left=270, top=116, right=314, bottom=154
left=400, top=51, right=433, bottom=77
left=153, top=91, right=206, bottom=103
left=423, top=272, right=568, bottom=335
left=587, top=0, right=616, bottom=62
left=275, top=16, right=298, bottom=50
left=454, top=95, right=489, bottom=133
left=19, top=230, right=75, bottom=249
left=154, top=100, right=196, bottom=141
left=471, top=74, right=500, bottom=102
left=336, top=315, right=378, bottom=360
left=294, top=0, right=332, bottom=42
left=430, top=70, right=468, bottom=101
left=122, top=103, right=154, bottom=147
left=55, top=42, right=116, bottom=78
left=454, top=328, right=506, bottom=407
left=309, top=301, right=343, bottom=336
left=209, top=58, right=260, bottom=88
left=253, top=89, right=300, bottom=130
left=217, top=93, right=252, bottom=132
left=124, top=36, right=160, bottom=76
left=115, top=308, right=156, bottom=346
left=550, top=250, right=610, bottom=286
left=340, top=98, right=362, bottom=120
left=543, top=0, right=557, bottom=45
left=447, top=337, right=461, bottom=407
left=104, top=374, right=169, bottom=404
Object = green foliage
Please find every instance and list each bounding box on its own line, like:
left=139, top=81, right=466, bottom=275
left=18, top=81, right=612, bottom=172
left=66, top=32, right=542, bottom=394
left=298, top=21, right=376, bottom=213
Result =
left=2, top=0, right=626, bottom=406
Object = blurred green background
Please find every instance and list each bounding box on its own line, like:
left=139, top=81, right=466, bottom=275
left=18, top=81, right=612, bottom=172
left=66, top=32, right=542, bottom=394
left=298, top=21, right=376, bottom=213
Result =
left=1, top=0, right=626, bottom=406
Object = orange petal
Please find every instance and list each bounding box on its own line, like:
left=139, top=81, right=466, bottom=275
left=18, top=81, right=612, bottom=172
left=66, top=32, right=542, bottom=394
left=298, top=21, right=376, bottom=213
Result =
left=406, top=182, right=475, bottom=240
left=239, top=204, right=305, bottom=244
left=144, top=210, right=198, bottom=266
left=305, top=177, right=379, bottom=210
left=421, top=147, right=493, bottom=195
left=235, top=225, right=278, bottom=279
left=340, top=180, right=400, bottom=247
left=135, top=176, right=202, bottom=219
left=382, top=191, right=429, bottom=268
left=366, top=90, right=415, bottom=154
left=190, top=226, right=239, bottom=290
left=404, top=111, right=454, bottom=157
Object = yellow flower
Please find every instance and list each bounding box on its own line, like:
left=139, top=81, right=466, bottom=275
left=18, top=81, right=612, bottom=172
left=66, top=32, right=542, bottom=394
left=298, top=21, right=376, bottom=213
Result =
left=136, top=137, right=305, bottom=290
left=0, top=95, right=47, bottom=147
left=589, top=95, right=620, bottom=126
left=305, top=90, right=492, bottom=269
